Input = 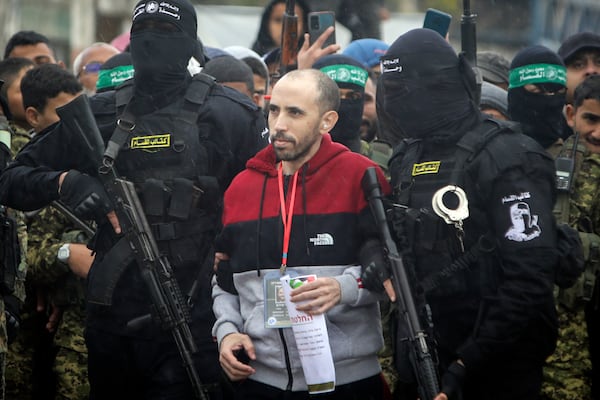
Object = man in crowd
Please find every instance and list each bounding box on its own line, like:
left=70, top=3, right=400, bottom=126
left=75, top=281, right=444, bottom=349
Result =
left=507, top=45, right=568, bottom=153
left=558, top=32, right=600, bottom=105
left=212, top=68, right=390, bottom=399
left=0, top=0, right=267, bottom=398
left=313, top=54, right=368, bottom=154
left=562, top=74, right=600, bottom=400
left=202, top=55, right=257, bottom=104
left=4, top=30, right=64, bottom=67
left=13, top=63, right=93, bottom=400
left=367, top=28, right=559, bottom=400
left=0, top=57, right=34, bottom=138
left=71, top=42, right=120, bottom=96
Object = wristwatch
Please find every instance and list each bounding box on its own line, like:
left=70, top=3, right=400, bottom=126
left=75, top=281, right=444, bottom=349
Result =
left=57, top=243, right=71, bottom=263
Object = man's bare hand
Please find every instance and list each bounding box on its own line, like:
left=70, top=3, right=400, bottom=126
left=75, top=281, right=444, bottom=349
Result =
left=383, top=278, right=396, bottom=302
left=290, top=277, right=341, bottom=315
left=219, top=332, right=256, bottom=381
left=45, top=303, right=63, bottom=333
left=67, top=243, right=94, bottom=278
left=297, top=28, right=341, bottom=69
left=213, top=252, right=230, bottom=272
left=107, top=211, right=121, bottom=234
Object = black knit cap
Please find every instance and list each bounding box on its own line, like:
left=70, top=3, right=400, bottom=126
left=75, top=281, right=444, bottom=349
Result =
left=132, top=0, right=197, bottom=39
left=558, top=32, right=600, bottom=65
left=511, top=45, right=565, bottom=70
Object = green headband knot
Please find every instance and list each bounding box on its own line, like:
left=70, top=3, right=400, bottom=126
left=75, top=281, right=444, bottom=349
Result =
left=509, top=63, right=566, bottom=89
left=319, top=64, right=368, bottom=88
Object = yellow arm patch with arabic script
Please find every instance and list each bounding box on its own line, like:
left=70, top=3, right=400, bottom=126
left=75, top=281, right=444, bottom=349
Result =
left=130, top=134, right=171, bottom=150
left=412, top=161, right=441, bottom=176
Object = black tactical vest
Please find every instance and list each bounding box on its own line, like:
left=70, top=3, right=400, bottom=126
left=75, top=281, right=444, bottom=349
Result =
left=388, top=119, right=507, bottom=300
left=110, top=74, right=220, bottom=267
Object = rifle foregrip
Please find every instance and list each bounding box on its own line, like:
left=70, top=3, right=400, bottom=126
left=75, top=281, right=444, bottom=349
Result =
left=362, top=168, right=399, bottom=255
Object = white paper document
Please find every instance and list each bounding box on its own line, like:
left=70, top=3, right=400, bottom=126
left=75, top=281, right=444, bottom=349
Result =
left=280, top=274, right=336, bottom=394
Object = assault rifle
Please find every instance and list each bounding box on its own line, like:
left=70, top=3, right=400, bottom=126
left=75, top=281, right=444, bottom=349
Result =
left=279, top=0, right=299, bottom=75
left=56, top=95, right=208, bottom=400
left=362, top=167, right=440, bottom=400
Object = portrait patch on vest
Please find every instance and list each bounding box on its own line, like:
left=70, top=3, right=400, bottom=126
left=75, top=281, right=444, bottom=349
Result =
left=412, top=161, right=441, bottom=176
left=130, top=134, right=171, bottom=152
left=502, top=192, right=542, bottom=242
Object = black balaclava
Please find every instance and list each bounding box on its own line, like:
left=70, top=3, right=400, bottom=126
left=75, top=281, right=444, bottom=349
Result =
left=508, top=45, right=567, bottom=149
left=313, top=54, right=368, bottom=153
left=379, top=28, right=480, bottom=146
left=129, top=0, right=199, bottom=109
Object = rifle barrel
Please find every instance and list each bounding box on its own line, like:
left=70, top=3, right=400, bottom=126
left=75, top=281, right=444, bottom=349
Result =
left=285, top=0, right=295, bottom=15
left=463, top=0, right=471, bottom=14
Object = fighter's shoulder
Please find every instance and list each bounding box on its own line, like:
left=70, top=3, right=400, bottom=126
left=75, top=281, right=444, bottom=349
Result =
left=88, top=90, right=117, bottom=116
left=475, top=118, right=553, bottom=169
left=205, top=82, right=261, bottom=113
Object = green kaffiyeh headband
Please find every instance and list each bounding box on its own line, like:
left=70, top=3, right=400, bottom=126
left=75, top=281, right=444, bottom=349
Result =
left=96, top=65, right=135, bottom=91
left=319, top=64, right=368, bottom=88
left=509, top=63, right=567, bottom=89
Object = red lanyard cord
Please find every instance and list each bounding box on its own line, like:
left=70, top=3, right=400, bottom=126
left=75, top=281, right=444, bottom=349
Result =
left=278, top=162, right=299, bottom=273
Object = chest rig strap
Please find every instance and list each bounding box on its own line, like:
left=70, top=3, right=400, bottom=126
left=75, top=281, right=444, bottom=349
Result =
left=103, top=81, right=135, bottom=171
left=104, top=73, right=216, bottom=168
left=88, top=74, right=217, bottom=306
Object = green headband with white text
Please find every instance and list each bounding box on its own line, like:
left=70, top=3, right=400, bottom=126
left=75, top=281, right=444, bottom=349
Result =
left=96, top=65, right=135, bottom=91
left=509, top=63, right=567, bottom=89
left=319, top=64, right=368, bottom=87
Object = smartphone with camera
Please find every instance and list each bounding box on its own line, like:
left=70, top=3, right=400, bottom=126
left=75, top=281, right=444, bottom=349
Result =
left=423, top=8, right=452, bottom=38
left=308, top=11, right=336, bottom=48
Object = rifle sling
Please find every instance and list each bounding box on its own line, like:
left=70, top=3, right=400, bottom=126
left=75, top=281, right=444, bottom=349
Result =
left=420, top=232, right=496, bottom=293
left=86, top=236, right=135, bottom=305
left=102, top=81, right=135, bottom=165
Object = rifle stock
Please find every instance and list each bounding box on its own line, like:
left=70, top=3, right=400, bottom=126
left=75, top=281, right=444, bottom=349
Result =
left=361, top=167, right=440, bottom=400
left=56, top=94, right=208, bottom=400
left=279, top=0, right=299, bottom=75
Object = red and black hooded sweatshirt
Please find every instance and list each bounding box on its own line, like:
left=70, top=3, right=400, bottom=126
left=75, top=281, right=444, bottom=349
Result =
left=212, top=133, right=391, bottom=390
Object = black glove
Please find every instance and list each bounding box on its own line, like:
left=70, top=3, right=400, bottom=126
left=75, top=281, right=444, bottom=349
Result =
left=59, top=170, right=113, bottom=222
left=440, top=361, right=466, bottom=400
left=359, top=239, right=390, bottom=293
left=4, top=294, right=20, bottom=345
